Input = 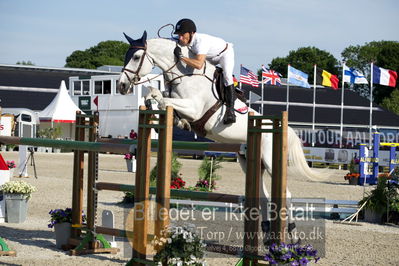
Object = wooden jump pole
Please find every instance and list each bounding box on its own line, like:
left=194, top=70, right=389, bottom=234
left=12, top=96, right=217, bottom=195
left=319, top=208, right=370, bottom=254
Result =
left=271, top=111, right=288, bottom=244
left=131, top=106, right=173, bottom=265
left=71, top=111, right=85, bottom=239
left=86, top=112, right=99, bottom=248
left=155, top=106, right=173, bottom=242
left=243, top=112, right=262, bottom=264
left=132, top=106, right=152, bottom=263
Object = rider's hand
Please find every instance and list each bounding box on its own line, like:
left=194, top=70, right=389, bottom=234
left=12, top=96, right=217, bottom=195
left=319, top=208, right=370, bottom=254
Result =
left=174, top=46, right=183, bottom=59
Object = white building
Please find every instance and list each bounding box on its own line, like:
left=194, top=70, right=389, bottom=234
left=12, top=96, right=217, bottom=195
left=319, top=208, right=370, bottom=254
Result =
left=68, top=73, right=165, bottom=138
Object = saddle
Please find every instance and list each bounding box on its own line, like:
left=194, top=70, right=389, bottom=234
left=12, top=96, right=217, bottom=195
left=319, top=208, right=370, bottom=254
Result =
left=213, top=67, right=247, bottom=103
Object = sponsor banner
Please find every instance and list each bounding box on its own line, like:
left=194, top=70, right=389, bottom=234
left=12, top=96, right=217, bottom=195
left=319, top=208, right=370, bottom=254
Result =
left=294, top=129, right=399, bottom=148
left=303, top=147, right=397, bottom=166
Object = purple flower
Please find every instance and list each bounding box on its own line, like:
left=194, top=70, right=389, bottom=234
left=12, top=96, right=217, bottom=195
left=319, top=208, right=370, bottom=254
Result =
left=299, top=257, right=309, bottom=265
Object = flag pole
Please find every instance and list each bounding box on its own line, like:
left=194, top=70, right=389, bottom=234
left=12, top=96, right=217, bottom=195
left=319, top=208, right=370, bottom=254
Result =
left=369, top=62, right=374, bottom=148
left=339, top=63, right=345, bottom=149
left=312, top=64, right=316, bottom=147
left=261, top=65, right=264, bottom=115
left=286, top=64, right=290, bottom=112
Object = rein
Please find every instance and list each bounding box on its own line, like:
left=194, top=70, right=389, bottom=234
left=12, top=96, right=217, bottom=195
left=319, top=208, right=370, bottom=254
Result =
left=123, top=42, right=214, bottom=86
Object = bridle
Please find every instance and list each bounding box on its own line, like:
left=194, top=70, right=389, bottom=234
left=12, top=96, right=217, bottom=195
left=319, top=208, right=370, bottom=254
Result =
left=121, top=44, right=153, bottom=85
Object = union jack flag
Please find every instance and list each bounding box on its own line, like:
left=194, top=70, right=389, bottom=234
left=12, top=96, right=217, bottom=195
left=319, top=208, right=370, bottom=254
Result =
left=262, top=66, right=282, bottom=86
left=240, top=66, right=259, bottom=88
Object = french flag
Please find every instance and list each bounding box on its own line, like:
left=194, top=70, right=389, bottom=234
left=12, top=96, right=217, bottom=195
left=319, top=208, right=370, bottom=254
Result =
left=373, top=65, right=397, bottom=87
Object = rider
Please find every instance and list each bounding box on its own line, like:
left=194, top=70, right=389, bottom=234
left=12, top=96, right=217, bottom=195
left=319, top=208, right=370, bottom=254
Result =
left=173, top=18, right=236, bottom=125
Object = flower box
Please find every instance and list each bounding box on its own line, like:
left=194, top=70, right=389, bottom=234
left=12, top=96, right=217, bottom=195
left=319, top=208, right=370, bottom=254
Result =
left=348, top=177, right=359, bottom=185
left=344, top=173, right=360, bottom=185
left=364, top=209, right=382, bottom=223
left=54, top=222, right=72, bottom=248
left=4, top=193, right=29, bottom=223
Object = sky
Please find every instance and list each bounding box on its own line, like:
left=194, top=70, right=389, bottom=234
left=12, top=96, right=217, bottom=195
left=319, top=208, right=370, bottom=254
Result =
left=0, top=0, right=398, bottom=76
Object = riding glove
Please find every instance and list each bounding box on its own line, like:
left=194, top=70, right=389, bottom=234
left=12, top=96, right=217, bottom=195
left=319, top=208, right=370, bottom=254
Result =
left=174, top=46, right=183, bottom=59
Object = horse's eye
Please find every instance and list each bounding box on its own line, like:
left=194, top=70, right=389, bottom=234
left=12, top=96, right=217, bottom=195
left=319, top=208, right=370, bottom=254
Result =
left=133, top=55, right=140, bottom=60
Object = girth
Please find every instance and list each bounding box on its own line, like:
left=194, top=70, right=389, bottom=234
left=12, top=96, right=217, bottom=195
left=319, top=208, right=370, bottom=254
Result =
left=190, top=100, right=223, bottom=137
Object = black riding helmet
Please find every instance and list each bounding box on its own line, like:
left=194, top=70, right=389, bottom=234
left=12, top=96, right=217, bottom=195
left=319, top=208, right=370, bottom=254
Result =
left=174, top=18, right=197, bottom=34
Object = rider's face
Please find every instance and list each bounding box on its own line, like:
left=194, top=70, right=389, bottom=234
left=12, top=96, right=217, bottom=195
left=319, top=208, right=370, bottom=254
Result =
left=178, top=32, right=191, bottom=46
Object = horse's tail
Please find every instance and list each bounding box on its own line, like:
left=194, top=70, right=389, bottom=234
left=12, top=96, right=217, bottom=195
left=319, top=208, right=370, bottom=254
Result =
left=287, top=127, right=327, bottom=181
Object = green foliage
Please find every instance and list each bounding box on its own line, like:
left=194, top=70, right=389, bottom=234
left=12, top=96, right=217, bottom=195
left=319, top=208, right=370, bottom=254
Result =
left=150, top=153, right=182, bottom=182
left=65, top=40, right=129, bottom=69
left=359, top=175, right=399, bottom=213
left=198, top=156, right=223, bottom=181
left=16, top=60, right=35, bottom=65
left=381, top=89, right=399, bottom=115
left=341, top=40, right=399, bottom=103
left=268, top=46, right=339, bottom=81
left=153, top=224, right=206, bottom=265
left=37, top=126, right=63, bottom=139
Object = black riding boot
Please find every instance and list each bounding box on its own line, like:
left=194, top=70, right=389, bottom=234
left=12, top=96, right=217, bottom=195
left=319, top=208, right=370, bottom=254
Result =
left=223, top=85, right=236, bottom=124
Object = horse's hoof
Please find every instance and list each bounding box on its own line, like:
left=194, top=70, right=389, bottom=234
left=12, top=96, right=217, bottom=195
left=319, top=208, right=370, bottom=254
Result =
left=145, top=99, right=153, bottom=110
left=261, top=221, right=270, bottom=233
left=287, top=222, right=302, bottom=245
left=179, top=119, right=191, bottom=131
left=288, top=222, right=296, bottom=233
left=157, top=101, right=166, bottom=110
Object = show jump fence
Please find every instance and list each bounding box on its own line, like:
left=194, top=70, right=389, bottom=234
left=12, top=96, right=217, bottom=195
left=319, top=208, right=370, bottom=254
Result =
left=0, top=106, right=288, bottom=266
left=359, top=132, right=399, bottom=185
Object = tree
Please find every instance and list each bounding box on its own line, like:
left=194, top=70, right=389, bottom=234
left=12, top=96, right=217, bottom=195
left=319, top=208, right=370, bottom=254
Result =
left=341, top=41, right=399, bottom=103
left=65, top=41, right=129, bottom=69
left=268, top=46, right=339, bottom=81
left=381, top=89, right=399, bottom=115
left=16, top=61, right=35, bottom=65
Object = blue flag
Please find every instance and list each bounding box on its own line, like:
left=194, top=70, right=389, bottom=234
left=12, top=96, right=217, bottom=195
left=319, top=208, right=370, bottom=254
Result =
left=288, top=66, right=310, bottom=88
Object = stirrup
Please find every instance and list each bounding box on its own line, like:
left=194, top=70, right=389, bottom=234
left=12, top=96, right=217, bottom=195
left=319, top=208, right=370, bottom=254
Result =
left=223, top=112, right=236, bottom=124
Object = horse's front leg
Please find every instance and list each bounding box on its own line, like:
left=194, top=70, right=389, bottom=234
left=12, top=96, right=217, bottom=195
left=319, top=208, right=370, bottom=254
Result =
left=144, top=86, right=167, bottom=110
left=162, top=98, right=199, bottom=131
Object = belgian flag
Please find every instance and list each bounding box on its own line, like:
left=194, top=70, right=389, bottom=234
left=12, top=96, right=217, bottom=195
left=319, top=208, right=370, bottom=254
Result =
left=316, top=68, right=339, bottom=89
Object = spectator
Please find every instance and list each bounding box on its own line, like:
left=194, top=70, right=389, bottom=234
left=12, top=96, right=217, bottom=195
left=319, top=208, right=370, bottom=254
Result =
left=129, top=129, right=137, bottom=140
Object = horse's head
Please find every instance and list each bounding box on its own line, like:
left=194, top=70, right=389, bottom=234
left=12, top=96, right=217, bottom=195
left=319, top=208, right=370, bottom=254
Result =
left=117, top=31, right=154, bottom=95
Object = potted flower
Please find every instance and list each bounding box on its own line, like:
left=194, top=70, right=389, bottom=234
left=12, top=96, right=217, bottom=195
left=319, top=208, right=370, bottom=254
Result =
left=152, top=224, right=206, bottom=265
left=359, top=172, right=399, bottom=223
left=171, top=175, right=186, bottom=189
left=195, top=179, right=217, bottom=191
left=0, top=180, right=36, bottom=223
left=264, top=242, right=320, bottom=265
left=344, top=173, right=360, bottom=185
left=48, top=208, right=87, bottom=248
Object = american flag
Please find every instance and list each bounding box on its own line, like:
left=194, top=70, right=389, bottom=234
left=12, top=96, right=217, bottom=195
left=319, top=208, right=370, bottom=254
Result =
left=262, top=66, right=282, bottom=85
left=240, top=66, right=259, bottom=88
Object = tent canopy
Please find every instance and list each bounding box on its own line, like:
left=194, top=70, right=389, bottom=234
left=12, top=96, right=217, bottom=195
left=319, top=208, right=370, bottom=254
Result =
left=38, top=81, right=82, bottom=123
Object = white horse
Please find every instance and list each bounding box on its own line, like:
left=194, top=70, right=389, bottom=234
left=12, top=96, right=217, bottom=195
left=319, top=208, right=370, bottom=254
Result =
left=117, top=31, right=321, bottom=242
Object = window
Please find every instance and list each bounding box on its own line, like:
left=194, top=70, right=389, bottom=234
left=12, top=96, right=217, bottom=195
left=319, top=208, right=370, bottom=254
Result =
left=73, top=80, right=90, bottom=95
left=73, top=81, right=81, bottom=95
left=82, top=81, right=90, bottom=95
left=104, top=80, right=111, bottom=94
left=94, top=81, right=102, bottom=94
left=94, top=80, right=112, bottom=95
left=21, top=114, right=32, bottom=122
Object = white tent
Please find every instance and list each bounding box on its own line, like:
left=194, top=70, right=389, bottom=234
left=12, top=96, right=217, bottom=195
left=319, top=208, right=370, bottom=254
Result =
left=38, top=80, right=83, bottom=139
